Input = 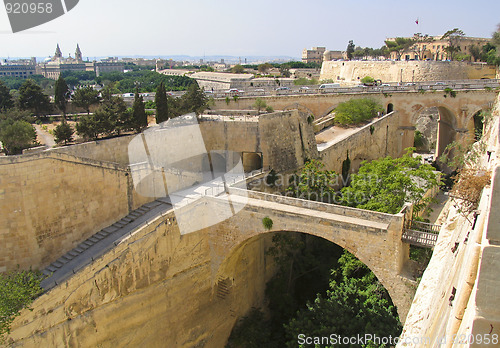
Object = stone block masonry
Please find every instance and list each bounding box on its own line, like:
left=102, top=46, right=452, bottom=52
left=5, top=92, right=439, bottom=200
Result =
left=0, top=152, right=153, bottom=272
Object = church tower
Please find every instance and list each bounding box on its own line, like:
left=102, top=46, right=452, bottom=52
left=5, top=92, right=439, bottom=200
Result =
left=53, top=44, right=62, bottom=60
left=75, top=44, right=83, bottom=62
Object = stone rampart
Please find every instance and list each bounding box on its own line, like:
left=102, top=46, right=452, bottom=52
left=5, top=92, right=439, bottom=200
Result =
left=320, top=61, right=497, bottom=84
left=0, top=152, right=151, bottom=272
left=397, top=92, right=500, bottom=346
left=319, top=111, right=402, bottom=174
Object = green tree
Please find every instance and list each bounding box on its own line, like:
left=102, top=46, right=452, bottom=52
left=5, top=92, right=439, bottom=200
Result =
left=346, top=40, right=355, bottom=60
left=361, top=76, right=375, bottom=85
left=410, top=33, right=435, bottom=60
left=100, top=95, right=130, bottom=135
left=231, top=64, right=245, bottom=74
left=441, top=28, right=466, bottom=61
left=0, top=270, right=45, bottom=341
left=253, top=98, right=267, bottom=114
left=287, top=160, right=338, bottom=203
left=0, top=119, right=37, bottom=155
left=340, top=148, right=441, bottom=214
left=384, top=37, right=415, bottom=60
left=75, top=92, right=128, bottom=139
left=334, top=98, right=384, bottom=125
left=284, top=251, right=402, bottom=348
left=0, top=81, right=14, bottom=111
left=54, top=75, right=71, bottom=118
left=180, top=82, right=207, bottom=115
left=17, top=79, right=52, bottom=117
left=155, top=81, right=168, bottom=124
left=53, top=120, right=74, bottom=145
left=75, top=114, right=100, bottom=140
left=257, top=63, right=273, bottom=74
left=72, top=86, right=101, bottom=115
left=131, top=88, right=148, bottom=132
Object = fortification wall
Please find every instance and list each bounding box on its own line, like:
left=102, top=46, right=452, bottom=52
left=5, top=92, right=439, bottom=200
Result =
left=5, top=207, right=278, bottom=347
left=258, top=110, right=318, bottom=171
left=397, top=92, right=500, bottom=345
left=200, top=110, right=318, bottom=172
left=51, top=135, right=135, bottom=165
left=319, top=111, right=402, bottom=174
left=320, top=61, right=497, bottom=84
left=0, top=153, right=149, bottom=272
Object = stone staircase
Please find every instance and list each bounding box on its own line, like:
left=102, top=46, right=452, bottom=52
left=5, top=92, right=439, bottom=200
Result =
left=41, top=199, right=173, bottom=289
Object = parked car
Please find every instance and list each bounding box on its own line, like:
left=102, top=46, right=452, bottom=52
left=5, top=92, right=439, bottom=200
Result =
left=225, top=88, right=244, bottom=95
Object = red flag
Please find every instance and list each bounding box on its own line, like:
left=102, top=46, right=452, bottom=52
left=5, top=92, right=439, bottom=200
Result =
left=415, top=18, right=419, bottom=25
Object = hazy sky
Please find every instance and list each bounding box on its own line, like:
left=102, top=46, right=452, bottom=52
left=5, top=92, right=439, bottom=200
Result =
left=0, top=0, right=499, bottom=59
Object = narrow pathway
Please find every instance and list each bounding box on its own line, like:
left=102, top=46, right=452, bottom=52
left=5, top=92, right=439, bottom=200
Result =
left=41, top=199, right=173, bottom=290
left=34, top=124, right=56, bottom=148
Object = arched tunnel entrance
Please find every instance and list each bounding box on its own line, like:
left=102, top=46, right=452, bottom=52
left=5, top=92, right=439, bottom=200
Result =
left=216, top=231, right=403, bottom=346
left=409, top=106, right=462, bottom=172
left=242, top=152, right=263, bottom=173
left=435, top=106, right=458, bottom=159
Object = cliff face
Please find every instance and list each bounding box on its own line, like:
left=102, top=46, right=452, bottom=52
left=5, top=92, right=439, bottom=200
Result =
left=398, top=92, right=500, bottom=347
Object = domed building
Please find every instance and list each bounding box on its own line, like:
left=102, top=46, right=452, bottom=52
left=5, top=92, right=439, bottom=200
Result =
left=36, top=44, right=91, bottom=79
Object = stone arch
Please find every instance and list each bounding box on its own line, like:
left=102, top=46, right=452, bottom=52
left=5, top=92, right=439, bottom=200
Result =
left=464, top=103, right=492, bottom=137
left=435, top=106, right=459, bottom=159
left=387, top=103, right=394, bottom=114
left=282, top=103, right=315, bottom=116
left=322, top=104, right=340, bottom=118
left=406, top=104, right=459, bottom=160
left=213, top=226, right=408, bottom=322
left=242, top=152, right=262, bottom=172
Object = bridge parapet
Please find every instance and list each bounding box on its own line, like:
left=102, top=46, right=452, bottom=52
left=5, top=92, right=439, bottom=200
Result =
left=228, top=187, right=396, bottom=224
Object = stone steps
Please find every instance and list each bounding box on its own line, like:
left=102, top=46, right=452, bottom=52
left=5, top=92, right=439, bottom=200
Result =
left=41, top=200, right=164, bottom=278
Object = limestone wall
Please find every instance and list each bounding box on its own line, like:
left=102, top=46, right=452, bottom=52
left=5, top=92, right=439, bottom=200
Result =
left=0, top=152, right=148, bottom=272
left=51, top=135, right=135, bottom=165
left=320, top=61, right=497, bottom=84
left=258, top=110, right=318, bottom=171
left=200, top=110, right=318, bottom=172
left=397, top=92, right=500, bottom=346
left=6, top=204, right=278, bottom=348
left=319, top=111, right=402, bottom=174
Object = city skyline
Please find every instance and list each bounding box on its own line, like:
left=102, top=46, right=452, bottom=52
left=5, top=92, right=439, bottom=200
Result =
left=0, top=0, right=499, bottom=59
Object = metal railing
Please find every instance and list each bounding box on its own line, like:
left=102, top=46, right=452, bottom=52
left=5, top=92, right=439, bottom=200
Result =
left=407, top=220, right=441, bottom=233
left=402, top=229, right=439, bottom=248
left=209, top=79, right=499, bottom=98
left=203, top=166, right=270, bottom=197
left=402, top=220, right=442, bottom=248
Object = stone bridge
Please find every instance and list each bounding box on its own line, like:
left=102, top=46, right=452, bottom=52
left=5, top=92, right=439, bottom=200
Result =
left=214, top=88, right=497, bottom=157
left=7, top=185, right=416, bottom=347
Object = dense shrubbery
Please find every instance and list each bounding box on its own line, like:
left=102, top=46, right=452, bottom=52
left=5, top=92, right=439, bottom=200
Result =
left=334, top=98, right=384, bottom=125
left=340, top=148, right=441, bottom=214
left=0, top=270, right=45, bottom=341
left=226, top=235, right=401, bottom=348
left=98, top=70, right=195, bottom=93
